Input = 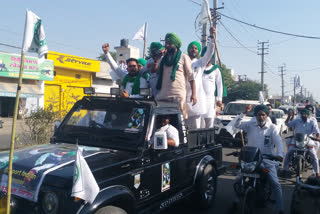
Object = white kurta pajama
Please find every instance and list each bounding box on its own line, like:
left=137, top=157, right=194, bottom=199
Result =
left=202, top=65, right=223, bottom=128
left=185, top=39, right=215, bottom=129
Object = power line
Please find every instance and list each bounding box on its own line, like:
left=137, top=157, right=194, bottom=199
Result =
left=219, top=13, right=320, bottom=40
left=0, top=42, right=21, bottom=50
left=218, top=21, right=256, bottom=54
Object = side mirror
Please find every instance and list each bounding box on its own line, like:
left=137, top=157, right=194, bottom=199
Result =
left=153, top=131, right=168, bottom=150
left=54, top=121, right=61, bottom=133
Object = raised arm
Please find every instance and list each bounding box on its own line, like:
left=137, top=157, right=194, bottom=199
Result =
left=102, top=43, right=127, bottom=79
left=197, top=27, right=215, bottom=68
left=234, top=105, right=252, bottom=131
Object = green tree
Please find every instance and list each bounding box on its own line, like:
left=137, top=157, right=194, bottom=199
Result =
left=97, top=52, right=117, bottom=62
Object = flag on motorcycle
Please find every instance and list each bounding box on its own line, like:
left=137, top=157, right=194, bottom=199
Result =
left=199, top=0, right=211, bottom=26
left=22, top=10, right=48, bottom=58
left=71, top=147, right=100, bottom=204
left=225, top=115, right=241, bottom=138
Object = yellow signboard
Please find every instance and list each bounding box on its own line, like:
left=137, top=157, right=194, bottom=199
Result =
left=47, top=51, right=100, bottom=72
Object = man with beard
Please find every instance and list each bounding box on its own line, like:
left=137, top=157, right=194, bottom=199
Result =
left=185, top=27, right=215, bottom=129
left=156, top=33, right=197, bottom=119
left=102, top=43, right=148, bottom=98
left=284, top=108, right=320, bottom=177
left=234, top=104, right=285, bottom=214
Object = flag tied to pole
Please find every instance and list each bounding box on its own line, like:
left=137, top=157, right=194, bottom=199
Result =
left=132, top=22, right=147, bottom=41
left=294, top=75, right=301, bottom=89
left=199, top=0, right=211, bottom=26
left=71, top=147, right=100, bottom=204
left=22, top=10, right=48, bottom=58
left=258, top=91, right=265, bottom=104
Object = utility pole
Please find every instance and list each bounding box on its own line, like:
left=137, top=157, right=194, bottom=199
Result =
left=292, top=77, right=296, bottom=105
left=257, top=41, right=269, bottom=91
left=304, top=88, right=307, bottom=98
left=201, top=23, right=208, bottom=48
left=279, top=64, right=286, bottom=104
left=300, top=86, right=303, bottom=97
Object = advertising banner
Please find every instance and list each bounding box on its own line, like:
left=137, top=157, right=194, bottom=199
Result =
left=0, top=52, right=54, bottom=81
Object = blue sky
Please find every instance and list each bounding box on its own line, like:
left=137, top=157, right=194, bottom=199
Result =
left=1, top=0, right=319, bottom=101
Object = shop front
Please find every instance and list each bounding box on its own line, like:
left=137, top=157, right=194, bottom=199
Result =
left=45, top=51, right=100, bottom=117
left=0, top=52, right=54, bottom=117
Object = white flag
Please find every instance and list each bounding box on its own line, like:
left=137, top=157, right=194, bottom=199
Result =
left=71, top=147, right=100, bottom=204
left=199, top=0, right=211, bottom=25
left=259, top=91, right=265, bottom=104
left=225, top=115, right=241, bottom=138
left=295, top=75, right=301, bottom=88
left=22, top=10, right=48, bottom=58
left=132, top=22, right=147, bottom=40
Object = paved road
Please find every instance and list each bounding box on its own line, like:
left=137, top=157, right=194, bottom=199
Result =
left=164, top=132, right=317, bottom=214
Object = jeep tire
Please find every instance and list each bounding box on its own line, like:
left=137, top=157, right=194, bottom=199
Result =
left=95, top=206, right=127, bottom=214
left=194, top=164, right=217, bottom=209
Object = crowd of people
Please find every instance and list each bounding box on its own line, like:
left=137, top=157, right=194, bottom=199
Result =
left=102, top=28, right=320, bottom=214
left=102, top=27, right=223, bottom=129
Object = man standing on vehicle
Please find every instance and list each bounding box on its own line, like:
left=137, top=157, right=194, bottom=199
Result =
left=156, top=33, right=197, bottom=119
left=140, top=42, right=165, bottom=98
left=284, top=108, right=320, bottom=177
left=201, top=48, right=223, bottom=128
left=102, top=43, right=148, bottom=98
left=185, top=27, right=215, bottom=129
left=234, top=104, right=285, bottom=214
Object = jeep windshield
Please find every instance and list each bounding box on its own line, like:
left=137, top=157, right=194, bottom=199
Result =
left=224, top=103, right=256, bottom=117
left=55, top=98, right=150, bottom=151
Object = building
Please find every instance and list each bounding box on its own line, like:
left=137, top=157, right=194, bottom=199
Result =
left=114, top=39, right=140, bottom=63
left=0, top=52, right=54, bottom=117
left=93, top=61, right=118, bottom=96
left=45, top=51, right=100, bottom=117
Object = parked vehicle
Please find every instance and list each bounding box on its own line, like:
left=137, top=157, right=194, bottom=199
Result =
left=215, top=100, right=269, bottom=147
left=278, top=105, right=296, bottom=114
left=0, top=89, right=225, bottom=214
left=286, top=133, right=316, bottom=177
left=270, top=109, right=288, bottom=135
left=227, top=147, right=280, bottom=214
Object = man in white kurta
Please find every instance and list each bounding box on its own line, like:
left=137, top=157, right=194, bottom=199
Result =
left=201, top=48, right=223, bottom=128
left=185, top=28, right=215, bottom=129
left=102, top=43, right=148, bottom=98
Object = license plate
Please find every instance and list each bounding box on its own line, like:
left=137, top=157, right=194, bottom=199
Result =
left=241, top=173, right=260, bottom=178
left=0, top=196, right=7, bottom=214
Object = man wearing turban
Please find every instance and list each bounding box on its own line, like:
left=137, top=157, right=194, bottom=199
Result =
left=234, top=104, right=285, bottom=214
left=185, top=27, right=215, bottom=129
left=102, top=43, right=148, bottom=98
left=155, top=33, right=196, bottom=119
left=284, top=106, right=320, bottom=177
left=200, top=46, right=224, bottom=128
left=140, top=42, right=165, bottom=98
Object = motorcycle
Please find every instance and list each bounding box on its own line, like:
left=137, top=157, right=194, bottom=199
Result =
left=227, top=146, right=280, bottom=214
left=286, top=133, right=317, bottom=177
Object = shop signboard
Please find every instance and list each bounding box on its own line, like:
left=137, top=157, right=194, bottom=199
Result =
left=47, top=51, right=100, bottom=72
left=0, top=52, right=54, bottom=81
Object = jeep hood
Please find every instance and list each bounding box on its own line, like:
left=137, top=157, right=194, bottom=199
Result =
left=0, top=143, right=134, bottom=202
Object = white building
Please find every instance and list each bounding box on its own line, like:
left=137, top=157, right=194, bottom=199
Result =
left=114, top=39, right=140, bottom=63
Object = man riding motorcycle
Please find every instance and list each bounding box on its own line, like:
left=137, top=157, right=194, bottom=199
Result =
left=232, top=104, right=285, bottom=214
left=284, top=108, right=320, bottom=177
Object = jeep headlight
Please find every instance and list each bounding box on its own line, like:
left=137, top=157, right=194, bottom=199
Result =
left=42, top=192, right=59, bottom=214
left=241, top=161, right=257, bottom=173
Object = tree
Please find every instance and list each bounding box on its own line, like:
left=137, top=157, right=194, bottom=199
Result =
left=97, top=52, right=117, bottom=62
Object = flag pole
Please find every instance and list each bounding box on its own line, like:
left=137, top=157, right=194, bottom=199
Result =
left=142, top=22, right=147, bottom=59
left=6, top=50, right=25, bottom=214
left=208, top=16, right=222, bottom=68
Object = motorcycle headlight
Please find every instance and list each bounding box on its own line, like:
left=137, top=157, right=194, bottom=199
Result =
left=42, top=192, right=59, bottom=214
left=295, top=140, right=305, bottom=148
left=241, top=161, right=257, bottom=173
